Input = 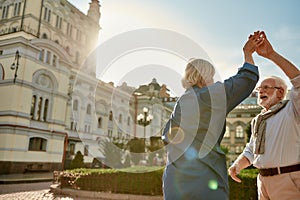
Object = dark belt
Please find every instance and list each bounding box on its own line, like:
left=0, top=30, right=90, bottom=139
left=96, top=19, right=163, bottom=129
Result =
left=259, top=163, right=300, bottom=177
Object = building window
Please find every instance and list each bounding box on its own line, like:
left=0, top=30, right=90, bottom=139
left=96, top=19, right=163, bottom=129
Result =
left=30, top=95, right=36, bottom=118
left=235, top=146, right=244, bottom=154
left=39, top=49, right=44, bottom=61
left=52, top=55, right=57, bottom=67
left=127, top=116, right=130, bottom=126
left=66, top=22, right=72, bottom=36
left=43, top=7, right=51, bottom=22
left=43, top=99, right=48, bottom=121
left=39, top=49, right=58, bottom=67
left=69, top=143, right=75, bottom=155
left=46, top=51, right=51, bottom=64
left=235, top=125, right=244, bottom=138
left=37, top=97, right=43, bottom=120
left=29, top=137, right=47, bottom=151
left=2, top=5, right=9, bottom=19
left=109, top=111, right=113, bottom=121
left=55, top=15, right=62, bottom=29
left=14, top=2, right=21, bottom=16
left=31, top=95, right=50, bottom=122
left=41, top=33, right=48, bottom=39
left=73, top=100, right=78, bottom=111
left=98, top=117, right=102, bottom=128
left=70, top=121, right=77, bottom=130
left=86, top=104, right=91, bottom=115
left=224, top=126, right=230, bottom=138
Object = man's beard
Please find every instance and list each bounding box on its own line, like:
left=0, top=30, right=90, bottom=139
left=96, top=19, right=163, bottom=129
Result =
left=259, top=92, right=279, bottom=110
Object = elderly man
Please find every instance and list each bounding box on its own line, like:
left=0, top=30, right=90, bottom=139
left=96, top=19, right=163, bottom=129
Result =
left=228, top=32, right=300, bottom=200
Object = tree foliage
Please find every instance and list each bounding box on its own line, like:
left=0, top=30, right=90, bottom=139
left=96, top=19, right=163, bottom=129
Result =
left=70, top=151, right=85, bottom=169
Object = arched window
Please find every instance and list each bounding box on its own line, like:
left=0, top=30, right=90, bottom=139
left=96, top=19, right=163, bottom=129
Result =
left=2, top=4, right=9, bottom=19
left=235, top=125, right=244, bottom=138
left=30, top=95, right=36, bottom=118
left=43, top=7, right=51, bottom=22
left=42, top=33, right=48, bottom=39
left=31, top=69, right=57, bottom=122
left=13, top=2, right=21, bottom=16
left=37, top=97, right=43, bottom=120
left=28, top=137, right=47, bottom=151
left=43, top=99, right=48, bottom=121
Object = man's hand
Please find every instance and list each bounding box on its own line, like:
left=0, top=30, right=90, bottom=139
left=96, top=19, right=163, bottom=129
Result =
left=243, top=31, right=264, bottom=65
left=255, top=31, right=275, bottom=59
left=243, top=31, right=263, bottom=54
left=228, top=164, right=242, bottom=183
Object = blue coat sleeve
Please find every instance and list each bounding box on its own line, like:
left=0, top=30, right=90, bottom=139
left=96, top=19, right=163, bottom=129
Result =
left=223, top=63, right=259, bottom=112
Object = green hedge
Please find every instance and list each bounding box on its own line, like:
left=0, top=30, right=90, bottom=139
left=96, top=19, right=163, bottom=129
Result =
left=229, top=169, right=258, bottom=200
left=57, top=167, right=258, bottom=199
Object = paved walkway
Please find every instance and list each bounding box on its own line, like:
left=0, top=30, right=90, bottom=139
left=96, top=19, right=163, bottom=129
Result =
left=0, top=172, right=53, bottom=184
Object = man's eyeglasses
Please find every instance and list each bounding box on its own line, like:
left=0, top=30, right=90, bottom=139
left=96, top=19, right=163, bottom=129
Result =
left=255, top=86, right=281, bottom=92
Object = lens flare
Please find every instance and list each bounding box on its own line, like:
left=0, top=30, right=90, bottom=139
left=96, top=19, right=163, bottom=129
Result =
left=208, top=179, right=218, bottom=190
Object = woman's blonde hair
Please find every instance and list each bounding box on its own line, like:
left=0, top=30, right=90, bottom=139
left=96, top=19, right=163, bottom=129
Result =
left=181, top=58, right=215, bottom=89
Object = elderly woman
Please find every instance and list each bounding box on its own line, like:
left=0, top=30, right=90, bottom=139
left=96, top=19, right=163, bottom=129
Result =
left=162, top=32, right=263, bottom=200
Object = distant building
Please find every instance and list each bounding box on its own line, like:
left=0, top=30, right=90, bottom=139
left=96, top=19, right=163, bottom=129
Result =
left=221, top=92, right=261, bottom=165
left=134, top=78, right=176, bottom=146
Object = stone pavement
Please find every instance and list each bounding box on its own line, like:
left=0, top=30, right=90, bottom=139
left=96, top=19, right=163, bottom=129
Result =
left=0, top=172, right=53, bottom=184
left=0, top=172, right=163, bottom=200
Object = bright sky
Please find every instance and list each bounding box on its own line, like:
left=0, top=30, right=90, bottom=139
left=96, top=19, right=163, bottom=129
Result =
left=69, top=0, right=300, bottom=96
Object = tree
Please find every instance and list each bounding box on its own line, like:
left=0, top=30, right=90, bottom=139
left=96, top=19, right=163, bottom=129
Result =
left=70, top=151, right=85, bottom=169
left=245, top=122, right=252, bottom=142
left=127, top=138, right=144, bottom=165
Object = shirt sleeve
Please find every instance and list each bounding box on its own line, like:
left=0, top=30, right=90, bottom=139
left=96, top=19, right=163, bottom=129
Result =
left=290, top=74, right=300, bottom=118
left=242, top=137, right=255, bottom=164
left=241, top=118, right=256, bottom=164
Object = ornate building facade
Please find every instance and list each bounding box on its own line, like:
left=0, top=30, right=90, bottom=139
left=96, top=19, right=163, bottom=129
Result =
left=0, top=0, right=176, bottom=174
left=0, top=0, right=103, bottom=174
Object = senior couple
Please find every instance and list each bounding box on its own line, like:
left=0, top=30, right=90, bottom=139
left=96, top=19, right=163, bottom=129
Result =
left=162, top=31, right=300, bottom=200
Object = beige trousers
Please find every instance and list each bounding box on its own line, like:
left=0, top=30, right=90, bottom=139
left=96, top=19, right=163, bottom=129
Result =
left=257, top=171, right=300, bottom=200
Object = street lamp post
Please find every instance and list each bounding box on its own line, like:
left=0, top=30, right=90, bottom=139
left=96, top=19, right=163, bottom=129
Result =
left=137, top=107, right=153, bottom=152
left=10, top=50, right=20, bottom=83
